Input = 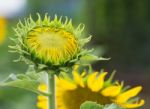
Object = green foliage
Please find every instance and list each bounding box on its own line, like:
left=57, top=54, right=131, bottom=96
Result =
left=79, top=53, right=110, bottom=65
left=104, top=104, right=123, bottom=109
left=0, top=65, right=49, bottom=95
left=80, top=101, right=103, bottom=109
left=80, top=101, right=123, bottom=109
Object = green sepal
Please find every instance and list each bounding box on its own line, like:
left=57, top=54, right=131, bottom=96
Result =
left=78, top=54, right=110, bottom=65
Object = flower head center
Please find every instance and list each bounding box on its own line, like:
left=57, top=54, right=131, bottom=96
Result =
left=26, top=27, right=79, bottom=65
left=58, top=87, right=112, bottom=109
left=37, top=29, right=67, bottom=48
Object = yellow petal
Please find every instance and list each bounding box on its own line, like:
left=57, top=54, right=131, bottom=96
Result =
left=34, top=28, right=42, bottom=32
left=101, top=85, right=121, bottom=97
left=87, top=72, right=107, bottom=92
left=58, top=78, right=77, bottom=90
left=38, top=95, right=48, bottom=100
left=87, top=72, right=98, bottom=90
left=38, top=84, right=48, bottom=92
left=116, top=86, right=142, bottom=103
left=0, top=17, right=6, bottom=45
left=37, top=100, right=48, bottom=109
left=120, top=99, right=145, bottom=109
left=73, top=71, right=84, bottom=87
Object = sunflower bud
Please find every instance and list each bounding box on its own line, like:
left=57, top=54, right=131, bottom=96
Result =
left=10, top=13, right=95, bottom=70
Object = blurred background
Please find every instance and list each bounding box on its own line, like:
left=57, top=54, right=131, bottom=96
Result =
left=0, top=0, right=149, bottom=109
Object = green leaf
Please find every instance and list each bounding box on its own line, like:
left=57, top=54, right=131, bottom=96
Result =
left=80, top=101, right=103, bottom=109
left=0, top=65, right=49, bottom=95
left=79, top=54, right=110, bottom=64
left=0, top=79, right=40, bottom=93
left=79, top=36, right=92, bottom=47
left=104, top=104, right=123, bottom=109
left=80, top=101, right=124, bottom=109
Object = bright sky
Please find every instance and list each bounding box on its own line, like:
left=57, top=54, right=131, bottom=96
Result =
left=0, top=0, right=27, bottom=17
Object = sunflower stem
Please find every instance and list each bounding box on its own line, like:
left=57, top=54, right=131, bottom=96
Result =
left=48, top=73, right=55, bottom=109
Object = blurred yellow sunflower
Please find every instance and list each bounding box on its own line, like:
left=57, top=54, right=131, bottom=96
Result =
left=37, top=66, right=144, bottom=109
left=0, top=17, right=6, bottom=45
left=37, top=84, right=49, bottom=109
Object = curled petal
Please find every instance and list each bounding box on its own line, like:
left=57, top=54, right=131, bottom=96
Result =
left=116, top=86, right=142, bottom=103
left=87, top=72, right=107, bottom=92
left=101, top=85, right=122, bottom=97
left=120, top=99, right=145, bottom=109
left=58, top=78, right=77, bottom=90
left=73, top=71, right=84, bottom=87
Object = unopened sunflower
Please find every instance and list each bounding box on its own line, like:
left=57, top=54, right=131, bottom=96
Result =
left=37, top=66, right=145, bottom=109
left=9, top=13, right=94, bottom=70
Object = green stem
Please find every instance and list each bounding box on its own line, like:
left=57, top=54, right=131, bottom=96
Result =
left=48, top=73, right=55, bottom=109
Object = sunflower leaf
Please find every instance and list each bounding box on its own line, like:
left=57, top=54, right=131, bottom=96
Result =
left=79, top=54, right=110, bottom=64
left=0, top=79, right=40, bottom=93
left=80, top=102, right=123, bottom=109
left=80, top=101, right=103, bottom=109
left=0, top=66, right=49, bottom=95
left=104, top=104, right=123, bottom=109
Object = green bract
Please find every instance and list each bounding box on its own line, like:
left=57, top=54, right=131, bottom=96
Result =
left=9, top=13, right=102, bottom=71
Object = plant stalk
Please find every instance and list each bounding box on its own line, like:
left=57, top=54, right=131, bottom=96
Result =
left=48, top=73, right=55, bottom=109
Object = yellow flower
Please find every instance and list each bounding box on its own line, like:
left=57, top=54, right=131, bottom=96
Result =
left=10, top=14, right=93, bottom=70
left=37, top=84, right=49, bottom=109
left=0, top=17, right=6, bottom=45
left=37, top=66, right=145, bottom=109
